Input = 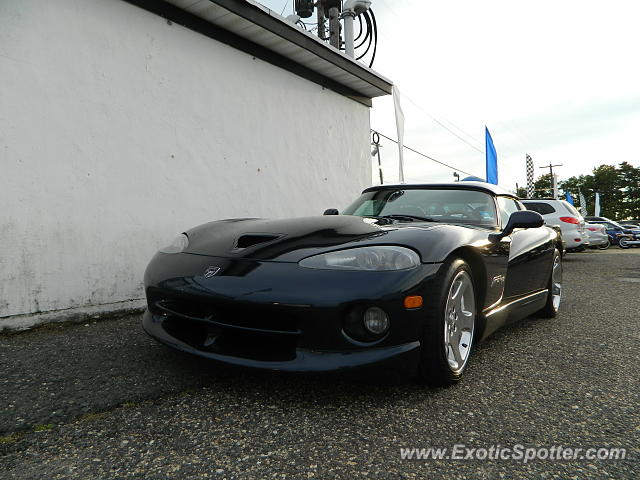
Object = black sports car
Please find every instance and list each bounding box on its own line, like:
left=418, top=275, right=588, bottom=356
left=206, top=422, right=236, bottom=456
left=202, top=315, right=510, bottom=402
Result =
left=143, top=182, right=562, bottom=386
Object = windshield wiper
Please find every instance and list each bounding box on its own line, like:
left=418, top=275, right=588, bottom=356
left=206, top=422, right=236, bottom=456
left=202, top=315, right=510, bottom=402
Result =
left=378, top=214, right=437, bottom=222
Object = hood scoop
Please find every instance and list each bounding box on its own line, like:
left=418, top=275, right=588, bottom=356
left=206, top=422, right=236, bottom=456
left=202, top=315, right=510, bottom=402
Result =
left=234, top=233, right=282, bottom=250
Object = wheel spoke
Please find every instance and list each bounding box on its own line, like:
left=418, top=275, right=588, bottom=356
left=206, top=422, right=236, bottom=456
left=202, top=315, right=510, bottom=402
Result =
left=451, top=280, right=463, bottom=301
left=443, top=269, right=476, bottom=373
left=449, top=336, right=463, bottom=366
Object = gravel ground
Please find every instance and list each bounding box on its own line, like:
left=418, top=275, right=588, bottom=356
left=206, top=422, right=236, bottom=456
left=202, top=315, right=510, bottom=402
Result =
left=1, top=249, right=639, bottom=479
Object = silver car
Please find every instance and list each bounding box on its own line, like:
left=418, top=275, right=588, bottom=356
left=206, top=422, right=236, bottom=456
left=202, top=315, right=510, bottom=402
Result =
left=521, top=199, right=590, bottom=252
left=585, top=223, right=610, bottom=249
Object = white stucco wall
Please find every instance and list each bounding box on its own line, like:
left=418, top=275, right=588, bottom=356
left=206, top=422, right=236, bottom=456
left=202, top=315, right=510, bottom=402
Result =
left=0, top=0, right=372, bottom=329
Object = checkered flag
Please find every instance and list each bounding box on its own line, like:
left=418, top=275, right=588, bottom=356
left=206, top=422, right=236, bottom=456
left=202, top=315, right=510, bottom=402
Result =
left=526, top=154, right=534, bottom=198
left=579, top=190, right=588, bottom=216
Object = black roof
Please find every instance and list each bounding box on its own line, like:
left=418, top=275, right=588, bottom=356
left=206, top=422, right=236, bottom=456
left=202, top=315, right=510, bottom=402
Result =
left=363, top=182, right=516, bottom=197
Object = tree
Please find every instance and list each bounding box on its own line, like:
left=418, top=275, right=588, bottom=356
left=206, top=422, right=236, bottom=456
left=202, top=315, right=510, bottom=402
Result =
left=559, top=174, right=589, bottom=211
left=617, top=161, right=640, bottom=218
left=559, top=162, right=640, bottom=219
left=592, top=165, right=622, bottom=218
left=533, top=173, right=554, bottom=198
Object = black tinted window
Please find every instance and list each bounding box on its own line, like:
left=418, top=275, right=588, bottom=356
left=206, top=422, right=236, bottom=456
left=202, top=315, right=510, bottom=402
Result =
left=523, top=202, right=556, bottom=215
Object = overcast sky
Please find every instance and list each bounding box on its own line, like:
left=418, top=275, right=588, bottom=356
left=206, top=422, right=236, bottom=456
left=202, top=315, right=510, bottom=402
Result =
left=258, top=0, right=640, bottom=190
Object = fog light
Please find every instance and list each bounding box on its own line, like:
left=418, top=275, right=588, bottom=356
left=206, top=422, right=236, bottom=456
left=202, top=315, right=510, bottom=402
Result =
left=363, top=307, right=389, bottom=335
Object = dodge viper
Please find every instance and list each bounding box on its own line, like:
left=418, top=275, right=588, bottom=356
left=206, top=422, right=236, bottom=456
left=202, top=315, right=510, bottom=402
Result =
left=143, top=182, right=562, bottom=386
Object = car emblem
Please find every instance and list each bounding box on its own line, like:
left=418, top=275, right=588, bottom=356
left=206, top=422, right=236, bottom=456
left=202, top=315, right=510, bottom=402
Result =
left=203, top=266, right=221, bottom=278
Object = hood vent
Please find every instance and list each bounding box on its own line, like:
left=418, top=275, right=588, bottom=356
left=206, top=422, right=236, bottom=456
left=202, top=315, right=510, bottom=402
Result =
left=234, top=234, right=281, bottom=250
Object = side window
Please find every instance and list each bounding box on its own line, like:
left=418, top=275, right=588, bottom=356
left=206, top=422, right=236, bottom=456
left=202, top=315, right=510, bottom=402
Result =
left=522, top=202, right=555, bottom=215
left=497, top=197, right=521, bottom=228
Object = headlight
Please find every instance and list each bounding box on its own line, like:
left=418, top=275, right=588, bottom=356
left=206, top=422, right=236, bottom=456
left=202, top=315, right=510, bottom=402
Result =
left=159, top=233, right=189, bottom=254
left=299, top=246, right=420, bottom=271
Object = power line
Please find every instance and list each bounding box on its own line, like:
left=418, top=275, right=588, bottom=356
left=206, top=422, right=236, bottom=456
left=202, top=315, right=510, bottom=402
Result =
left=372, top=130, right=481, bottom=178
left=437, top=114, right=485, bottom=150
left=401, top=95, right=485, bottom=155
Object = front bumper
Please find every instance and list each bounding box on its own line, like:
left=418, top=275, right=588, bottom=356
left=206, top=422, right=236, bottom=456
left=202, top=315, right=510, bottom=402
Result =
left=142, top=253, right=441, bottom=373
left=143, top=310, right=421, bottom=373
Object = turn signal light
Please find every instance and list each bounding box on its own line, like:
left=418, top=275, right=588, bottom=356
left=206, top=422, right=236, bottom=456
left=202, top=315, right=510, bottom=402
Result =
left=404, top=295, right=423, bottom=309
left=559, top=216, right=580, bottom=224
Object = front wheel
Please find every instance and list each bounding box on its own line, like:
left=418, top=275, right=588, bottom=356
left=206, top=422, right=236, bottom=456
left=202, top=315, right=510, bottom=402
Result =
left=597, top=239, right=611, bottom=250
left=619, top=237, right=631, bottom=249
left=420, top=258, right=476, bottom=387
left=538, top=249, right=562, bottom=318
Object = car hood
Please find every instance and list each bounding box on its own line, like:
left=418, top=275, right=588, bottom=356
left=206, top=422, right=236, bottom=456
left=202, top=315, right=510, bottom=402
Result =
left=182, top=215, right=466, bottom=262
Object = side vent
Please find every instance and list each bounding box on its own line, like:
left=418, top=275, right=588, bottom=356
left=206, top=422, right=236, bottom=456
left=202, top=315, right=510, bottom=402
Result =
left=235, top=234, right=281, bottom=249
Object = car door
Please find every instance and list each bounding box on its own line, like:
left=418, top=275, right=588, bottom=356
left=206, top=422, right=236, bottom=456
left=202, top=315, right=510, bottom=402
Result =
left=498, top=196, right=553, bottom=299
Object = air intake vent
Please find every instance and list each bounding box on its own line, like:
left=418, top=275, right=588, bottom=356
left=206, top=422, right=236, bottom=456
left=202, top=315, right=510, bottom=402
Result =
left=235, top=234, right=280, bottom=249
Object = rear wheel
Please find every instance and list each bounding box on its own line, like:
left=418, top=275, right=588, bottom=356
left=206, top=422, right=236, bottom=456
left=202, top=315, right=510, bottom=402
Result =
left=597, top=239, right=610, bottom=250
left=619, top=237, right=631, bottom=249
left=419, top=258, right=476, bottom=387
left=538, top=249, right=562, bottom=318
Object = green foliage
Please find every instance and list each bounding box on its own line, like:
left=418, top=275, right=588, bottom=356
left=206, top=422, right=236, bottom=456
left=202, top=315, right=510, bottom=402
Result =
left=33, top=424, right=53, bottom=432
left=0, top=433, right=23, bottom=444
left=559, top=162, right=640, bottom=219
left=533, top=173, right=554, bottom=198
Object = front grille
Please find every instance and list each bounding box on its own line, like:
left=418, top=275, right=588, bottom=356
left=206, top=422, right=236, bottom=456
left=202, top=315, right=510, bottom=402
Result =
left=162, top=316, right=297, bottom=361
left=154, top=298, right=300, bottom=335
left=147, top=290, right=300, bottom=361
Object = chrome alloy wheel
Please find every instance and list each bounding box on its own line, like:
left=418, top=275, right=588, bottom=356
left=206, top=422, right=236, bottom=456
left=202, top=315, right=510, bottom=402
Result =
left=551, top=253, right=562, bottom=310
left=443, top=270, right=475, bottom=373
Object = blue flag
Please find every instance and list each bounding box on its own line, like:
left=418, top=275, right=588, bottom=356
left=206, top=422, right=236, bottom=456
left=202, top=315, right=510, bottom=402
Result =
left=565, top=191, right=574, bottom=205
left=485, top=127, right=498, bottom=185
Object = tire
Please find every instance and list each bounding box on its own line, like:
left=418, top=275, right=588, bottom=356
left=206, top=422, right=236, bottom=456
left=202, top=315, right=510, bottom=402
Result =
left=538, top=249, right=562, bottom=318
left=597, top=239, right=611, bottom=250
left=419, top=258, right=476, bottom=387
left=619, top=238, right=631, bottom=249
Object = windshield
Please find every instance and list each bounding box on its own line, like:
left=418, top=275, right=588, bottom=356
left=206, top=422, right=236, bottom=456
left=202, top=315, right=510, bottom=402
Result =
left=343, top=188, right=497, bottom=227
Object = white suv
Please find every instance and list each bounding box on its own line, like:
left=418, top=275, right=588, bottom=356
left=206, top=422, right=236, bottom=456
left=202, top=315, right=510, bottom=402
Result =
left=521, top=199, right=589, bottom=251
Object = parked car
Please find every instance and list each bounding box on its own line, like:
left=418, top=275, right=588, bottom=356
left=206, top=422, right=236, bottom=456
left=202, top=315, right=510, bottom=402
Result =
left=549, top=225, right=567, bottom=255
left=619, top=220, right=640, bottom=227
left=619, top=222, right=640, bottom=229
left=143, top=182, right=562, bottom=386
left=584, top=217, right=640, bottom=246
left=521, top=199, right=589, bottom=252
left=585, top=223, right=610, bottom=249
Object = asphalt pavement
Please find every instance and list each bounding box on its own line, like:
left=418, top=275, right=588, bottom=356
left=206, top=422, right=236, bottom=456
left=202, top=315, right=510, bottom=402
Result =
left=1, top=248, right=639, bottom=479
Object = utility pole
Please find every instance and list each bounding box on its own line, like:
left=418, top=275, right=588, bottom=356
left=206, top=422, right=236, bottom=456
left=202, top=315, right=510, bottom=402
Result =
left=317, top=1, right=326, bottom=40
left=328, top=2, right=341, bottom=49
left=539, top=162, right=562, bottom=178
left=539, top=162, right=562, bottom=199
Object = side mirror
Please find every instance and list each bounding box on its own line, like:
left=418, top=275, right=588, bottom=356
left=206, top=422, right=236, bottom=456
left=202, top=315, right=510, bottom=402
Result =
left=489, top=210, right=544, bottom=243
left=323, top=209, right=339, bottom=215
